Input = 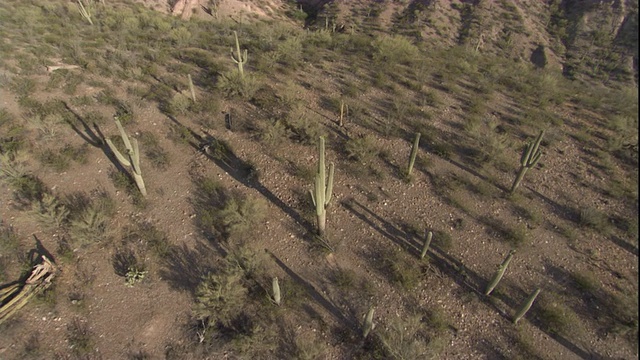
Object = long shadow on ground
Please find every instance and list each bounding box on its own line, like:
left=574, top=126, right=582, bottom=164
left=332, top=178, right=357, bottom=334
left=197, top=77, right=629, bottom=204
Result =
left=164, top=114, right=315, bottom=238
left=63, top=102, right=137, bottom=185
left=343, top=198, right=605, bottom=360
left=267, top=250, right=358, bottom=332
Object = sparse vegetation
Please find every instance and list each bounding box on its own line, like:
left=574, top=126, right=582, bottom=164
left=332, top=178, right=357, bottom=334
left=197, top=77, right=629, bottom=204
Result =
left=0, top=0, right=637, bottom=358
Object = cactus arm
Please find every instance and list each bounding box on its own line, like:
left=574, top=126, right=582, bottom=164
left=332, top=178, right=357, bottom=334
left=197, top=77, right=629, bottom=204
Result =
left=513, top=288, right=541, bottom=324
left=106, top=138, right=132, bottom=167
left=531, top=130, right=545, bottom=153
left=318, top=137, right=326, bottom=184
left=309, top=189, right=317, bottom=207
left=520, top=142, right=534, bottom=166
left=484, top=250, right=515, bottom=295
left=131, top=138, right=141, bottom=174
left=114, top=117, right=133, bottom=152
left=325, top=162, right=334, bottom=206
left=130, top=138, right=147, bottom=196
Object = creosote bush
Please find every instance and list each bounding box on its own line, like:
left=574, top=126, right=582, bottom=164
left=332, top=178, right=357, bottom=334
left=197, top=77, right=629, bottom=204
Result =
left=193, top=177, right=266, bottom=241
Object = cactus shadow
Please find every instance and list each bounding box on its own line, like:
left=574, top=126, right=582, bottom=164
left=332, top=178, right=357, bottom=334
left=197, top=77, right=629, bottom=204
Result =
left=268, top=251, right=358, bottom=331
left=62, top=102, right=133, bottom=180
left=544, top=261, right=638, bottom=340
left=341, top=198, right=422, bottom=255
left=609, top=235, right=639, bottom=256
left=159, top=241, right=218, bottom=293
left=446, top=157, right=507, bottom=193
left=341, top=199, right=602, bottom=359
left=164, top=115, right=316, bottom=237
left=524, top=186, right=580, bottom=224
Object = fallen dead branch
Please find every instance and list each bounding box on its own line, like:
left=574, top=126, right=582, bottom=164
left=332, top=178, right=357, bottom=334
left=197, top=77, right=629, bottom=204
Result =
left=46, top=65, right=81, bottom=72
left=0, top=255, right=58, bottom=325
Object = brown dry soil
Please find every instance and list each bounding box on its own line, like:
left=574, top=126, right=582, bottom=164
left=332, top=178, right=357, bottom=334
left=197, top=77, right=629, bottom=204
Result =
left=0, top=1, right=638, bottom=360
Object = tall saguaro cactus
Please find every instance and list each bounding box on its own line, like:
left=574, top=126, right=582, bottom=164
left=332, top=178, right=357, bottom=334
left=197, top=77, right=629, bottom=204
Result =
left=106, top=117, right=147, bottom=197
left=510, top=130, right=544, bottom=194
left=230, top=31, right=247, bottom=79
left=513, top=288, right=541, bottom=324
left=310, top=137, right=334, bottom=236
left=362, top=306, right=375, bottom=338
left=406, top=132, right=421, bottom=178
left=484, top=250, right=515, bottom=295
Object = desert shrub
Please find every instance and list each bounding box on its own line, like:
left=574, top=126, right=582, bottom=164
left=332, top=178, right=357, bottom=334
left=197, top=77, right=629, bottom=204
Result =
left=112, top=245, right=147, bottom=286
left=380, top=249, right=420, bottom=290
left=217, top=71, right=261, bottom=99
left=285, top=106, right=325, bottom=145
left=167, top=92, right=192, bottom=115
left=138, top=131, right=170, bottom=170
left=432, top=230, right=452, bottom=250
left=377, top=313, right=446, bottom=360
left=275, top=36, right=303, bottom=68
left=69, top=205, right=109, bottom=247
left=123, top=220, right=170, bottom=259
left=0, top=222, right=21, bottom=282
left=31, top=193, right=69, bottom=229
left=0, top=108, right=13, bottom=127
left=372, top=34, right=419, bottom=66
left=194, top=263, right=248, bottom=326
left=216, top=192, right=267, bottom=240
left=67, top=317, right=94, bottom=356
left=10, top=174, right=47, bottom=206
left=258, top=119, right=288, bottom=146
left=194, top=178, right=266, bottom=241
left=345, top=134, right=379, bottom=164
left=331, top=267, right=357, bottom=289
left=579, top=207, right=611, bottom=234
left=9, top=77, right=37, bottom=97
left=571, top=270, right=598, bottom=293
left=536, top=297, right=583, bottom=337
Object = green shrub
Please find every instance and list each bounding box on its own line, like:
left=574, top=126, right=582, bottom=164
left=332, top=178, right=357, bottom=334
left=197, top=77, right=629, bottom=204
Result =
left=69, top=205, right=108, bottom=247
left=579, top=207, right=611, bottom=234
left=372, top=35, right=419, bottom=66
left=194, top=178, right=266, bottom=241
left=194, top=264, right=248, bottom=325
left=217, top=71, right=261, bottom=99
left=67, top=317, right=94, bottom=356
left=345, top=134, right=379, bottom=164
left=138, top=131, right=170, bottom=170
left=380, top=249, right=420, bottom=290
left=377, top=313, right=446, bottom=359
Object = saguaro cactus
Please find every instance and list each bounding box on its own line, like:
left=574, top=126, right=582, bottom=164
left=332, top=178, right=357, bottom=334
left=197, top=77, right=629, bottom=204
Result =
left=406, top=132, right=421, bottom=177
left=513, top=288, right=541, bottom=324
left=230, top=31, right=247, bottom=78
left=106, top=117, right=147, bottom=196
left=362, top=306, right=375, bottom=338
left=77, top=0, right=93, bottom=25
left=338, top=100, right=348, bottom=127
left=310, top=136, right=334, bottom=236
left=510, top=130, right=544, bottom=194
left=420, top=230, right=433, bottom=259
left=272, top=277, right=281, bottom=306
left=484, top=250, right=515, bottom=295
left=188, top=74, right=196, bottom=103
